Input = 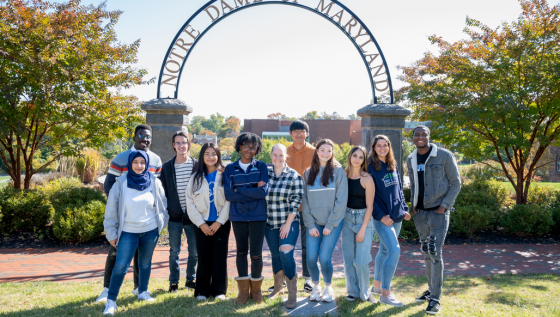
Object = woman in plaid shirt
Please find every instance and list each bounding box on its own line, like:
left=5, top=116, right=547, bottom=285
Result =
left=264, top=143, right=304, bottom=309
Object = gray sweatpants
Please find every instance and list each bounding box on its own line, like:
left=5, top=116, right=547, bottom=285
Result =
left=413, top=209, right=450, bottom=301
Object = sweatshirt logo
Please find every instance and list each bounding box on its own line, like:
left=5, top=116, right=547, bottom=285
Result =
left=309, top=177, right=335, bottom=191
left=383, top=172, right=399, bottom=187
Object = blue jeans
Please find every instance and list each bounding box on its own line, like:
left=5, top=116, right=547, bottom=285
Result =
left=108, top=228, right=159, bottom=301
left=373, top=219, right=402, bottom=291
left=305, top=221, right=343, bottom=285
left=341, top=208, right=374, bottom=301
left=168, top=221, right=197, bottom=284
left=265, top=221, right=300, bottom=280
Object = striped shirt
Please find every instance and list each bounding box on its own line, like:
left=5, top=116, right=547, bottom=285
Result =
left=107, top=146, right=162, bottom=177
left=175, top=157, right=194, bottom=212
left=266, top=166, right=304, bottom=229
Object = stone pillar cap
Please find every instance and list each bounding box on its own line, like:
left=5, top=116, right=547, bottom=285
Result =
left=357, top=103, right=411, bottom=118
left=141, top=98, right=193, bottom=114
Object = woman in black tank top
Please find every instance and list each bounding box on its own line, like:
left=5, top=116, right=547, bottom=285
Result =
left=341, top=146, right=377, bottom=303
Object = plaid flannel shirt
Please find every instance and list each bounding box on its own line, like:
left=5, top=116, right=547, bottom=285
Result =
left=266, top=166, right=304, bottom=229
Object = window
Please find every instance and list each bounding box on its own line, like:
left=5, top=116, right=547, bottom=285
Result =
left=557, top=154, right=560, bottom=172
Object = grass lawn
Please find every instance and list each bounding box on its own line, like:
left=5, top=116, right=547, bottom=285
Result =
left=1, top=274, right=559, bottom=316
left=0, top=176, right=11, bottom=188
left=499, top=181, right=560, bottom=195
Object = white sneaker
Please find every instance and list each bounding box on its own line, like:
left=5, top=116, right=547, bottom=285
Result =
left=215, top=295, right=226, bottom=300
left=138, top=291, right=155, bottom=302
left=371, top=287, right=382, bottom=295
left=322, top=285, right=334, bottom=303
left=304, top=279, right=314, bottom=293
left=103, top=299, right=117, bottom=315
left=96, top=287, right=109, bottom=302
left=310, top=284, right=322, bottom=301
left=367, top=293, right=379, bottom=303
left=196, top=295, right=207, bottom=301
left=132, top=288, right=152, bottom=296
left=380, top=293, right=403, bottom=307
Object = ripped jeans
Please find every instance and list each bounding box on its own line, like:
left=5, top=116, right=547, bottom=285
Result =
left=265, top=221, right=299, bottom=280
left=413, top=209, right=450, bottom=301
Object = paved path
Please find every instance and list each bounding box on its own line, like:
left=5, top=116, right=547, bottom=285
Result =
left=1, top=231, right=559, bottom=283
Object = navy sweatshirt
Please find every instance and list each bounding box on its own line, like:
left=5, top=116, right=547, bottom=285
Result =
left=224, top=159, right=269, bottom=222
left=368, top=162, right=408, bottom=222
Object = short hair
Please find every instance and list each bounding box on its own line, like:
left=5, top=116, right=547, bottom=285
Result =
left=234, top=132, right=263, bottom=155
left=412, top=125, right=430, bottom=136
left=134, top=124, right=152, bottom=135
left=289, top=120, right=309, bottom=133
left=171, top=131, right=190, bottom=152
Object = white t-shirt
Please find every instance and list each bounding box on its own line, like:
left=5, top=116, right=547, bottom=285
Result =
left=123, top=186, right=158, bottom=233
left=239, top=161, right=251, bottom=172
left=175, top=158, right=194, bottom=212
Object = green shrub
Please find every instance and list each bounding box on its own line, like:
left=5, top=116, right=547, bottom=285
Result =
left=500, top=204, right=554, bottom=236
left=527, top=185, right=559, bottom=208
left=51, top=187, right=107, bottom=242
left=37, top=177, right=83, bottom=198
left=546, top=191, right=560, bottom=234
left=0, top=188, right=54, bottom=233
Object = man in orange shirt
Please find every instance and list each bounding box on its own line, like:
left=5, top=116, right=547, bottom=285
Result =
left=286, top=120, right=315, bottom=293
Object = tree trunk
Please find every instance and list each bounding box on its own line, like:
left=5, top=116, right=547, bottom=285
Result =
left=515, top=169, right=527, bottom=205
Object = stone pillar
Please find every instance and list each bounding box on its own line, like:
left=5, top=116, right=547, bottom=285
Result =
left=358, top=103, right=411, bottom=177
left=141, top=98, right=193, bottom=162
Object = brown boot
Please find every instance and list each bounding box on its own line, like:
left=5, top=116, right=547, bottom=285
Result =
left=285, top=273, right=298, bottom=309
left=268, top=270, right=285, bottom=298
left=249, top=276, right=264, bottom=303
left=234, top=276, right=251, bottom=305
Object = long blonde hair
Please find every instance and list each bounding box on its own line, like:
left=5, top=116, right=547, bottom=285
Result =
left=345, top=146, right=369, bottom=178
left=369, top=135, right=396, bottom=172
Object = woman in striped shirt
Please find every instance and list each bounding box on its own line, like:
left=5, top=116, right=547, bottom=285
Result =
left=264, top=144, right=304, bottom=309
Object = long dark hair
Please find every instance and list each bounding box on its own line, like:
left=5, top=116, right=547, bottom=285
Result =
left=369, top=134, right=396, bottom=172
left=306, top=139, right=339, bottom=187
left=191, top=143, right=224, bottom=193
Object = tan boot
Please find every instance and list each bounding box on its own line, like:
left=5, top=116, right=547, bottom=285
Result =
left=285, top=273, right=298, bottom=309
left=249, top=276, right=264, bottom=303
left=234, top=276, right=251, bottom=305
left=268, top=270, right=285, bottom=298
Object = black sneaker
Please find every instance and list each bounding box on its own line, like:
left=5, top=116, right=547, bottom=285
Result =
left=303, top=280, right=314, bottom=293
left=346, top=295, right=357, bottom=302
left=185, top=280, right=196, bottom=290
left=416, top=290, right=431, bottom=302
left=168, top=283, right=178, bottom=293
left=426, top=300, right=441, bottom=315
left=267, top=282, right=286, bottom=292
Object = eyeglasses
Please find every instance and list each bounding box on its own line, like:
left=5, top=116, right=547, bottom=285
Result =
left=291, top=130, right=307, bottom=135
left=137, top=134, right=152, bottom=140
left=242, top=144, right=257, bottom=152
left=174, top=141, right=189, bottom=146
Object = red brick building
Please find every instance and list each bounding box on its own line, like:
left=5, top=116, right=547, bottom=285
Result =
left=548, top=146, right=560, bottom=182
left=243, top=119, right=363, bottom=145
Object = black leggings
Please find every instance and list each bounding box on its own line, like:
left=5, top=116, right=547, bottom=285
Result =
left=194, top=221, right=231, bottom=298
left=232, top=221, right=266, bottom=278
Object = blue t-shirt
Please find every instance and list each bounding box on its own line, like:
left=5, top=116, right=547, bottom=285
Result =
left=205, top=171, right=218, bottom=222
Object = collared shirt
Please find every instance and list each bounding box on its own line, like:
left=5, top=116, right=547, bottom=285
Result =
left=266, top=165, right=304, bottom=229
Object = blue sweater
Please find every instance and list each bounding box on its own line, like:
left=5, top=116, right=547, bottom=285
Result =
left=224, top=159, right=269, bottom=222
left=368, top=162, right=408, bottom=222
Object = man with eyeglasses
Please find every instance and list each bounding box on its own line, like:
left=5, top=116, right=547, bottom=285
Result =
left=97, top=124, right=163, bottom=302
left=158, top=131, right=199, bottom=293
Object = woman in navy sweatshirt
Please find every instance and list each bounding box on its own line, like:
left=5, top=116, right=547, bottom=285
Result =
left=368, top=135, right=411, bottom=307
left=224, top=132, right=269, bottom=305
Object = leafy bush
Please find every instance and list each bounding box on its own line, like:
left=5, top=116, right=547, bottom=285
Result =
left=37, top=177, right=83, bottom=197
left=462, top=162, right=506, bottom=182
left=500, top=204, right=554, bottom=236
left=75, top=149, right=103, bottom=183
left=0, top=188, right=54, bottom=233
left=51, top=187, right=107, bottom=242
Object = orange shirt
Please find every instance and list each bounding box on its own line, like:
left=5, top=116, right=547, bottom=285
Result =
left=287, top=142, right=316, bottom=211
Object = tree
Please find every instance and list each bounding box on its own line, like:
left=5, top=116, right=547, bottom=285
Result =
left=300, top=111, right=319, bottom=120
left=0, top=0, right=150, bottom=189
left=267, top=113, right=286, bottom=120
left=199, top=130, right=215, bottom=136
left=397, top=0, right=560, bottom=204
left=347, top=114, right=361, bottom=120
left=221, top=117, right=241, bottom=138
left=219, top=137, right=235, bottom=154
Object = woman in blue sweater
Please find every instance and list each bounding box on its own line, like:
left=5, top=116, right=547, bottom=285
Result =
left=224, top=132, right=269, bottom=305
left=368, top=135, right=411, bottom=307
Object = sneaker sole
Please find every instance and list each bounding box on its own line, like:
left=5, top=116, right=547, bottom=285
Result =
left=416, top=298, right=429, bottom=302
left=346, top=297, right=356, bottom=302
left=96, top=298, right=107, bottom=302
left=322, top=298, right=333, bottom=303
left=426, top=311, right=439, bottom=315
left=381, top=301, right=403, bottom=307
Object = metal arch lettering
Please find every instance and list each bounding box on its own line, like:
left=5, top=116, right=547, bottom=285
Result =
left=156, top=0, right=394, bottom=104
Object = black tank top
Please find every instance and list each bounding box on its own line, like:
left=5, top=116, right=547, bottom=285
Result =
left=347, top=178, right=367, bottom=209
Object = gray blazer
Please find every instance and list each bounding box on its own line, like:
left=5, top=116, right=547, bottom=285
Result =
left=104, top=174, right=169, bottom=245
left=407, top=143, right=461, bottom=211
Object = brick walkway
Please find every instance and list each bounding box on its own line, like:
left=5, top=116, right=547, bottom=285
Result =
left=1, top=231, right=559, bottom=283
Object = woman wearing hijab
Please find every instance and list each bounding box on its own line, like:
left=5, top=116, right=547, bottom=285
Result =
left=102, top=150, right=169, bottom=316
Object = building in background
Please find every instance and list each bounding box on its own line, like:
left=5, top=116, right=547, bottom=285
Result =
left=192, top=134, right=217, bottom=145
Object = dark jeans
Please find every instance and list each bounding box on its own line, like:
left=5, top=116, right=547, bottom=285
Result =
left=194, top=221, right=231, bottom=298
left=413, top=209, right=450, bottom=301
left=104, top=245, right=139, bottom=289
left=299, top=211, right=310, bottom=279
left=232, top=221, right=266, bottom=278
left=108, top=228, right=159, bottom=301
left=168, top=221, right=197, bottom=284
left=265, top=221, right=299, bottom=280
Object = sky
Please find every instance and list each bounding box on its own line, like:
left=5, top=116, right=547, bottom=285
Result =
left=100, top=0, right=527, bottom=121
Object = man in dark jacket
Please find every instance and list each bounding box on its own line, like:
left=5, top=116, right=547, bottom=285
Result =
left=407, top=125, right=461, bottom=315
left=159, top=131, right=198, bottom=293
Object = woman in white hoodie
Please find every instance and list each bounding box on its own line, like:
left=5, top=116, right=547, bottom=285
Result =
left=186, top=143, right=230, bottom=301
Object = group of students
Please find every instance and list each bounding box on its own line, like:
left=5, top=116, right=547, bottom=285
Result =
left=98, top=120, right=461, bottom=316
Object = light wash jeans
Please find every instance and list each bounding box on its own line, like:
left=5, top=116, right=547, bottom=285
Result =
left=168, top=221, right=197, bottom=284
left=265, top=221, right=300, bottom=280
left=341, top=208, right=374, bottom=301
left=373, top=219, right=402, bottom=291
left=306, top=221, right=343, bottom=285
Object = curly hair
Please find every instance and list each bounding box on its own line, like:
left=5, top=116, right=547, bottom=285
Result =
left=234, top=132, right=263, bottom=156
